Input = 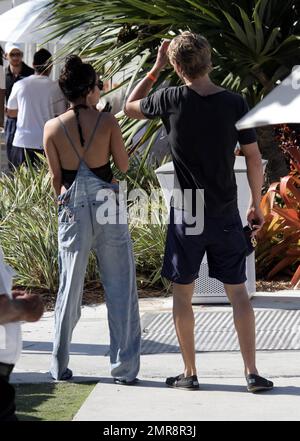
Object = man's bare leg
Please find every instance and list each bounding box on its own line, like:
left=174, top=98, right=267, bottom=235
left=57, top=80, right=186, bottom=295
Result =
left=173, top=282, right=197, bottom=377
left=224, top=283, right=258, bottom=376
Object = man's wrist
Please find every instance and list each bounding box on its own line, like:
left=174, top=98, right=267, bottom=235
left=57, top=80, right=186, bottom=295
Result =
left=149, top=65, right=163, bottom=79
left=248, top=203, right=261, bottom=211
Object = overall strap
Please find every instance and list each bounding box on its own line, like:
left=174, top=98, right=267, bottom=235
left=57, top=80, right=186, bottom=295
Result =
left=85, top=111, right=103, bottom=153
left=58, top=117, right=82, bottom=162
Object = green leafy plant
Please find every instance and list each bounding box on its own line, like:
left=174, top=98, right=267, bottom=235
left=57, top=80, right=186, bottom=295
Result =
left=0, top=157, right=168, bottom=292
left=130, top=188, right=169, bottom=289
left=47, top=0, right=300, bottom=181
left=0, top=158, right=58, bottom=291
left=0, top=158, right=99, bottom=292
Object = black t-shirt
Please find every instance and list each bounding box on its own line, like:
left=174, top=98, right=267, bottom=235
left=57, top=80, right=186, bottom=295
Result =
left=5, top=62, right=34, bottom=101
left=140, top=85, right=257, bottom=217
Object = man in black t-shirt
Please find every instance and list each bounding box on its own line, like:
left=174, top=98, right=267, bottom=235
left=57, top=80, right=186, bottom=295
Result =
left=125, top=32, right=273, bottom=394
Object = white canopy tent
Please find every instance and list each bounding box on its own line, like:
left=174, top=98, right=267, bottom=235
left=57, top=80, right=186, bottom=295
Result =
left=0, top=0, right=74, bottom=44
left=0, top=0, right=79, bottom=79
left=236, top=66, right=300, bottom=130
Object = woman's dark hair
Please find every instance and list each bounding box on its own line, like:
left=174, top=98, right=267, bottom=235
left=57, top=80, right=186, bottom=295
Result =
left=59, top=55, right=96, bottom=102
left=59, top=55, right=97, bottom=147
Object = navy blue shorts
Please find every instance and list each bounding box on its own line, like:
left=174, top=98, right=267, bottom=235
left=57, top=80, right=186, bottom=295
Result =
left=161, top=207, right=247, bottom=285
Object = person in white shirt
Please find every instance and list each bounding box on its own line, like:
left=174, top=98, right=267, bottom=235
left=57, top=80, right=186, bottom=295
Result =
left=0, top=247, right=43, bottom=421
left=6, top=48, right=66, bottom=168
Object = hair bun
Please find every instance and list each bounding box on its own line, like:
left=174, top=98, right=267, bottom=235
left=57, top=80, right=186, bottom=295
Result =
left=65, top=55, right=82, bottom=71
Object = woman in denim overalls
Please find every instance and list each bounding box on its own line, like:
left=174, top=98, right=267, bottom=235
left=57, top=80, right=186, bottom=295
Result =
left=44, top=56, right=140, bottom=383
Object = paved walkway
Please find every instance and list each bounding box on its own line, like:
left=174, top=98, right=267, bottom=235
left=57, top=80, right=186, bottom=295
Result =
left=11, top=291, right=300, bottom=421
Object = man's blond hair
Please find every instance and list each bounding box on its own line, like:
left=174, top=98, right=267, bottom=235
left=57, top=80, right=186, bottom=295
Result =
left=167, top=31, right=212, bottom=79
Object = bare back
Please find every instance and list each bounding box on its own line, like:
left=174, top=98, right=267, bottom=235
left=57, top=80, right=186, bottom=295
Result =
left=44, top=107, right=128, bottom=196
left=52, top=109, right=114, bottom=169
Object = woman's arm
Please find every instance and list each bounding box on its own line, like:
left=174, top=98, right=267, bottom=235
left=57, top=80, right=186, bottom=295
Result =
left=44, top=120, right=63, bottom=197
left=109, top=115, right=129, bottom=173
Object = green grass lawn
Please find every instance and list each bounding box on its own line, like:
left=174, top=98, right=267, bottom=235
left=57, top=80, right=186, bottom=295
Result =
left=15, top=382, right=97, bottom=421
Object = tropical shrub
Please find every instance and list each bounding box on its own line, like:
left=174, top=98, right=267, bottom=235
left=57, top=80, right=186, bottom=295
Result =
left=256, top=125, right=300, bottom=288
left=0, top=158, right=99, bottom=292
left=130, top=195, right=169, bottom=289
left=0, top=156, right=168, bottom=292
left=48, top=0, right=300, bottom=181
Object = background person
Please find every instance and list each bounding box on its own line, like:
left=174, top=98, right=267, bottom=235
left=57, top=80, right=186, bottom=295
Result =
left=0, top=46, right=5, bottom=128
left=4, top=42, right=34, bottom=169
left=6, top=48, right=66, bottom=168
left=87, top=77, right=111, bottom=112
left=0, top=247, right=43, bottom=421
left=125, top=32, right=273, bottom=393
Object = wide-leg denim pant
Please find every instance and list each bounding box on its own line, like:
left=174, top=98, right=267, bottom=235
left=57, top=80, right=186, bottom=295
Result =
left=50, top=162, right=141, bottom=381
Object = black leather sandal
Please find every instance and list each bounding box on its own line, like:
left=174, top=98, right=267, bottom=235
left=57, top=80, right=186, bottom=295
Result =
left=246, top=374, right=273, bottom=393
left=166, top=374, right=200, bottom=391
left=113, top=378, right=139, bottom=385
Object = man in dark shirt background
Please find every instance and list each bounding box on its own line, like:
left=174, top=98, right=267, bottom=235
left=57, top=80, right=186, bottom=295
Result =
left=125, top=32, right=273, bottom=393
left=0, top=46, right=5, bottom=128
left=4, top=42, right=34, bottom=170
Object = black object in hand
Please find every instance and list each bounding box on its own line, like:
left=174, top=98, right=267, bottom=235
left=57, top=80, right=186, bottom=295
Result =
left=243, top=225, right=257, bottom=256
left=102, top=102, right=112, bottom=112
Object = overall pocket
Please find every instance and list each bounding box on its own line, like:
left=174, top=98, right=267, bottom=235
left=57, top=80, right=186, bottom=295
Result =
left=58, top=205, right=80, bottom=252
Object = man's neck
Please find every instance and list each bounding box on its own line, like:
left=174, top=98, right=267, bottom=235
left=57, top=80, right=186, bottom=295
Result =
left=185, top=74, right=224, bottom=96
left=9, top=63, right=22, bottom=77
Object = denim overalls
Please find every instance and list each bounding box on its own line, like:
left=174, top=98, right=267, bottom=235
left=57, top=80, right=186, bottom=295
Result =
left=50, top=113, right=141, bottom=381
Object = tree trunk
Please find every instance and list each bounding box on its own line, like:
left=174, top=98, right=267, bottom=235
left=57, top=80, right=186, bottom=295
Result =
left=256, top=126, right=289, bottom=186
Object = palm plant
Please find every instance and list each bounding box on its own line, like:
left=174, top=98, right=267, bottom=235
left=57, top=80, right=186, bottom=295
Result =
left=46, top=0, right=300, bottom=286
left=0, top=159, right=100, bottom=292
left=47, top=0, right=300, bottom=181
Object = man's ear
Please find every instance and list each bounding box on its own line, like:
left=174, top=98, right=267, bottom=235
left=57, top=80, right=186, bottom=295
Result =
left=173, top=61, right=182, bottom=76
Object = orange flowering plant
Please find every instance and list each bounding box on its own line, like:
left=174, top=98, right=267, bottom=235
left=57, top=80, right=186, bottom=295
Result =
left=256, top=125, right=300, bottom=288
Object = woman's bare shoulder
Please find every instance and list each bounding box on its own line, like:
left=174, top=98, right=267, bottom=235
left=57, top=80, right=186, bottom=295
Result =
left=44, top=116, right=67, bottom=148
left=44, top=116, right=62, bottom=132
left=100, top=111, right=119, bottom=126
